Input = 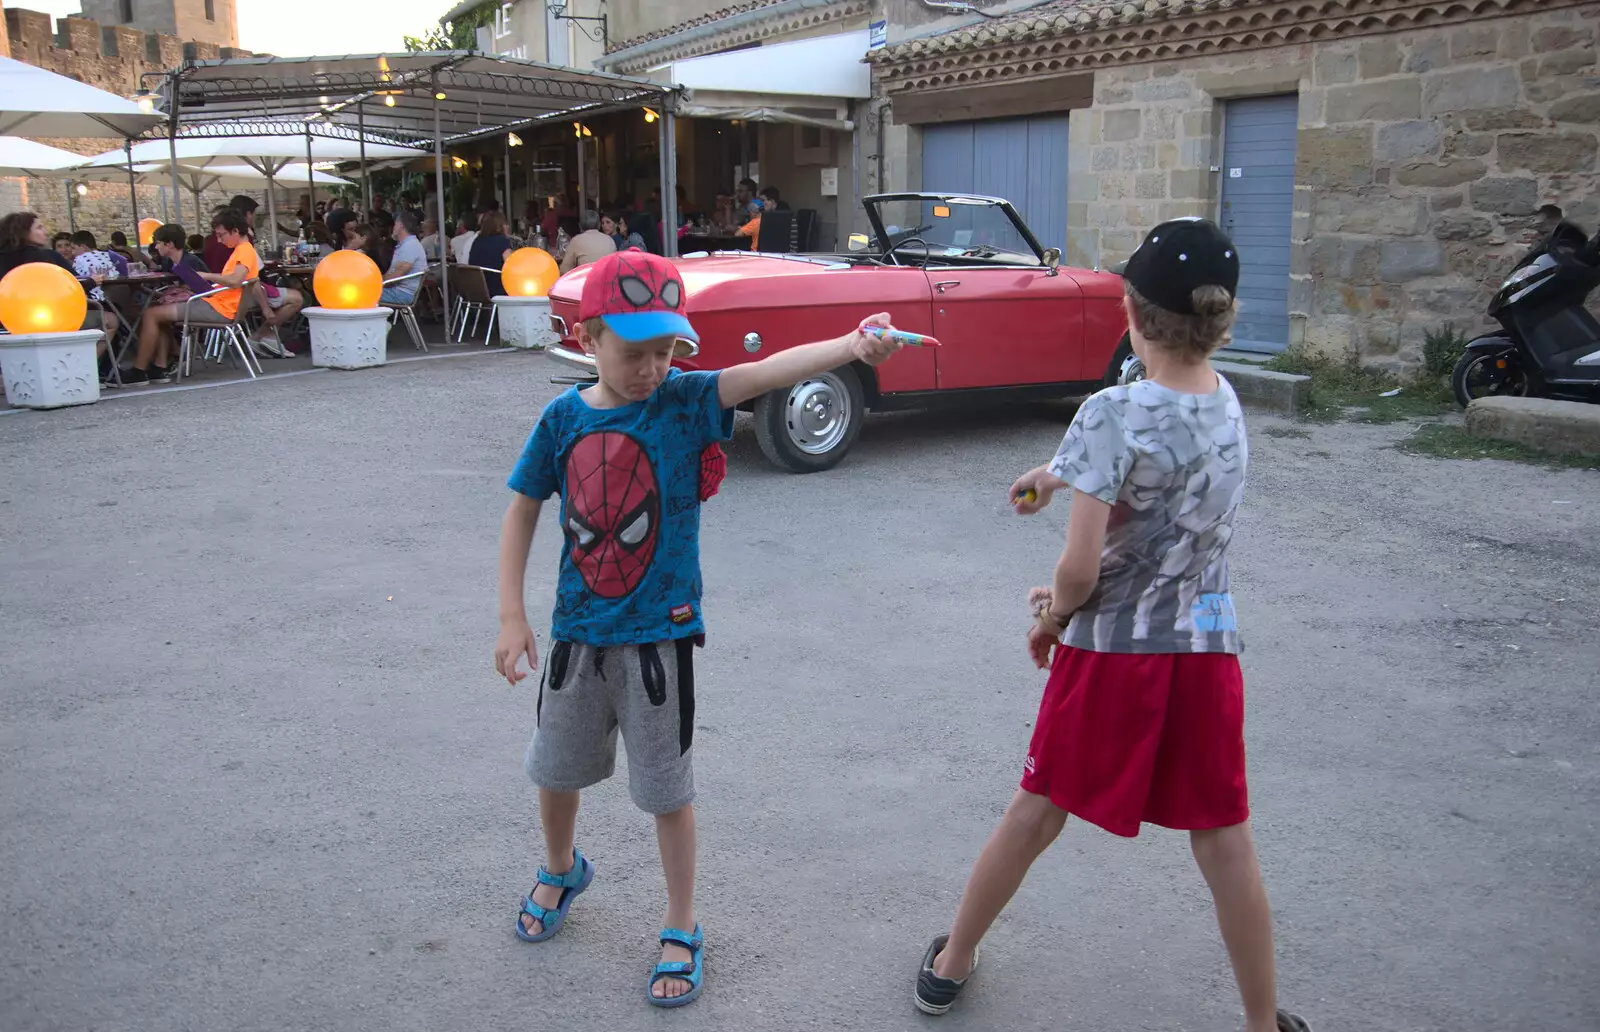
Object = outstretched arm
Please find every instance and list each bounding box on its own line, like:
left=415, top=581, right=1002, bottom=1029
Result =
left=716, top=313, right=901, bottom=409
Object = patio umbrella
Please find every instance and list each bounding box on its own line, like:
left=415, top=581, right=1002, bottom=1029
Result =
left=47, top=161, right=355, bottom=238
left=77, top=126, right=422, bottom=245
left=0, top=136, right=98, bottom=231
left=0, top=136, right=87, bottom=176
left=0, top=57, right=164, bottom=139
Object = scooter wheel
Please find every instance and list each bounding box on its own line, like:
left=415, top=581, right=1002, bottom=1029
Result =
left=1452, top=349, right=1530, bottom=408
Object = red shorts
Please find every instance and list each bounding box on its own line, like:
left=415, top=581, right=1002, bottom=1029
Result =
left=1019, top=646, right=1249, bottom=838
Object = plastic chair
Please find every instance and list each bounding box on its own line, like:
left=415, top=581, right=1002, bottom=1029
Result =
left=176, top=282, right=261, bottom=382
left=381, top=269, right=430, bottom=353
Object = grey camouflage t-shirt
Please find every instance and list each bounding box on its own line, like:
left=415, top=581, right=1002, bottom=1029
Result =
left=1047, top=375, right=1248, bottom=654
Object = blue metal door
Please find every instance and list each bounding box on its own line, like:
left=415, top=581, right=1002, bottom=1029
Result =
left=922, top=115, right=1069, bottom=254
left=1220, top=95, right=1298, bottom=352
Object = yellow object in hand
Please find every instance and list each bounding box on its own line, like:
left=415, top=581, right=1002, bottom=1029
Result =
left=1017, top=488, right=1037, bottom=504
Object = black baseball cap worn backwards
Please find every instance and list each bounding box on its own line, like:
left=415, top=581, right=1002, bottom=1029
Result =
left=1122, top=218, right=1240, bottom=315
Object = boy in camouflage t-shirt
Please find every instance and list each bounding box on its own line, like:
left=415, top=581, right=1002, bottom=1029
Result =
left=914, top=219, right=1309, bottom=1032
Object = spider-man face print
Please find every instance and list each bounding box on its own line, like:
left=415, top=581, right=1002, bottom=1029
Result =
left=564, top=431, right=659, bottom=598
left=605, top=250, right=683, bottom=314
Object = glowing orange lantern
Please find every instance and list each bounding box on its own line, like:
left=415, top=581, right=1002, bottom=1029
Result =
left=0, top=262, right=88, bottom=334
left=137, top=218, right=162, bottom=246
left=502, top=248, right=560, bottom=297
left=313, top=250, right=383, bottom=309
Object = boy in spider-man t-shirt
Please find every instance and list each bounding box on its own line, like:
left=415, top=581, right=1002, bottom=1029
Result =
left=494, top=248, right=906, bottom=1008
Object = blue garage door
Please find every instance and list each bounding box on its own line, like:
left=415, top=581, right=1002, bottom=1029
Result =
left=1220, top=95, right=1298, bottom=352
left=921, top=115, right=1070, bottom=253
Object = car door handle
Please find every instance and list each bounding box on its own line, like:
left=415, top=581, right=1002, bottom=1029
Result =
left=934, top=280, right=961, bottom=294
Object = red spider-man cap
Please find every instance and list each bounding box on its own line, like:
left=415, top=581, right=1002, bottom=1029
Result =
left=578, top=248, right=699, bottom=345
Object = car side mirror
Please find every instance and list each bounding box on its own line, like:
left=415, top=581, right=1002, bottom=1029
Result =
left=1043, top=247, right=1062, bottom=274
left=847, top=233, right=870, bottom=253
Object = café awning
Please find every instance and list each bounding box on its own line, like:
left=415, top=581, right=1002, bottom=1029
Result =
left=652, top=30, right=871, bottom=103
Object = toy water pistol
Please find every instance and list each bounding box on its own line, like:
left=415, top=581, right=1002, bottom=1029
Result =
left=863, top=325, right=941, bottom=347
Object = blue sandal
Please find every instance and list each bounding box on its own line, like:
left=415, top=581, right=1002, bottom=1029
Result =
left=646, top=924, right=705, bottom=1008
left=514, top=848, right=594, bottom=943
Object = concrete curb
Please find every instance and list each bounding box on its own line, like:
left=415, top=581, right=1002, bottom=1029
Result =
left=1214, top=360, right=1311, bottom=416
left=1465, top=396, right=1600, bottom=456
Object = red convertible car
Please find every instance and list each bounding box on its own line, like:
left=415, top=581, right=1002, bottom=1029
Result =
left=546, top=193, right=1133, bottom=472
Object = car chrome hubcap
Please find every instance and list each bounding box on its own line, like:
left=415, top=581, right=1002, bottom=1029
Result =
left=784, top=373, right=851, bottom=455
left=1118, top=353, right=1146, bottom=386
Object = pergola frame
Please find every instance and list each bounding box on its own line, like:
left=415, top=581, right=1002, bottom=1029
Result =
left=139, top=51, right=684, bottom=325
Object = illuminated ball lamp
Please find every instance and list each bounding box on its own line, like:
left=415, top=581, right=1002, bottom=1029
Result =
left=0, top=262, right=102, bottom=409
left=303, top=249, right=391, bottom=370
left=137, top=218, right=163, bottom=247
left=492, top=247, right=562, bottom=351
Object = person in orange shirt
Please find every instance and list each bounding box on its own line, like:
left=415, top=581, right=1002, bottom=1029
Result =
left=124, top=209, right=260, bottom=385
left=735, top=187, right=783, bottom=251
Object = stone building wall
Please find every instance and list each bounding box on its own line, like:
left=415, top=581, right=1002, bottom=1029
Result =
left=1, top=7, right=252, bottom=244
left=1071, top=4, right=1598, bottom=366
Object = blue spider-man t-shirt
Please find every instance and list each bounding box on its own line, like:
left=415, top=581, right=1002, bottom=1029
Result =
left=508, top=369, right=735, bottom=647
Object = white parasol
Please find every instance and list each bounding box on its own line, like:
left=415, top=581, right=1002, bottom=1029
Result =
left=0, top=57, right=164, bottom=139
left=77, top=126, right=422, bottom=245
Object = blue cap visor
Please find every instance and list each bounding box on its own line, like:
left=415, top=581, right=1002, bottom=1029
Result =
left=600, top=311, right=699, bottom=344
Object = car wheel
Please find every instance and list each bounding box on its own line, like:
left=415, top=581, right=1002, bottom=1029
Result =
left=1104, top=334, right=1144, bottom=387
left=754, top=366, right=865, bottom=473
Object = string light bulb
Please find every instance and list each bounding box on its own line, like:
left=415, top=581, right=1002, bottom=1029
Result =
left=385, top=95, right=396, bottom=107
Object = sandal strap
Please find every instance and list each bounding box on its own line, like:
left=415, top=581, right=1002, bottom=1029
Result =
left=536, top=851, right=587, bottom=888
left=521, top=896, right=556, bottom=922
left=658, top=925, right=703, bottom=950
left=651, top=961, right=699, bottom=981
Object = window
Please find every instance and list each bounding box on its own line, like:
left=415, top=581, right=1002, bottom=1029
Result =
left=204, top=0, right=215, bottom=20
left=118, top=0, right=133, bottom=22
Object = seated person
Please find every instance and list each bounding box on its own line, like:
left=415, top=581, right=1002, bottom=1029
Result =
left=736, top=187, right=783, bottom=250
left=451, top=213, right=479, bottom=265
left=186, top=233, right=206, bottom=255
left=149, top=223, right=210, bottom=305
left=124, top=209, right=260, bottom=385
left=0, top=212, right=74, bottom=278
left=344, top=222, right=382, bottom=266
left=380, top=211, right=428, bottom=305
left=468, top=211, right=511, bottom=269
left=52, top=231, right=75, bottom=262
left=468, top=211, right=513, bottom=293
left=67, top=231, right=121, bottom=352
left=108, top=231, right=139, bottom=267
left=418, top=218, right=441, bottom=261
left=559, top=209, right=617, bottom=272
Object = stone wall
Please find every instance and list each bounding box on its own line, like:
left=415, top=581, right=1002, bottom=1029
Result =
left=1066, top=5, right=1599, bottom=367
left=1, top=7, right=256, bottom=246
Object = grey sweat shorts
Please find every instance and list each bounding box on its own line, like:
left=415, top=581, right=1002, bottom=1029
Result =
left=525, top=638, right=697, bottom=814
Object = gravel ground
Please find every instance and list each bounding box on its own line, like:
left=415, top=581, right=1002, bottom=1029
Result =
left=2, top=350, right=1597, bottom=1032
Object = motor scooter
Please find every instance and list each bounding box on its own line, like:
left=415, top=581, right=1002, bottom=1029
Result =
left=1452, top=220, right=1600, bottom=407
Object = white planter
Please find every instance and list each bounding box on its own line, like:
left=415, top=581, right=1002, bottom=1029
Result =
left=305, top=307, right=390, bottom=370
left=494, top=295, right=559, bottom=351
left=0, top=329, right=102, bottom=409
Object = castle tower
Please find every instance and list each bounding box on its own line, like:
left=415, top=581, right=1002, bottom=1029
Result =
left=78, top=0, right=237, bottom=50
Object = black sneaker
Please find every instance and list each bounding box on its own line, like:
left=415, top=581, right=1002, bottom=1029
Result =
left=1278, top=1012, right=1314, bottom=1032
left=121, top=367, right=151, bottom=385
left=913, top=934, right=978, bottom=1016
left=148, top=366, right=174, bottom=384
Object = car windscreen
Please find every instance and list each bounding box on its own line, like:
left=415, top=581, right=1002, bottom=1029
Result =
left=867, top=198, right=1040, bottom=265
